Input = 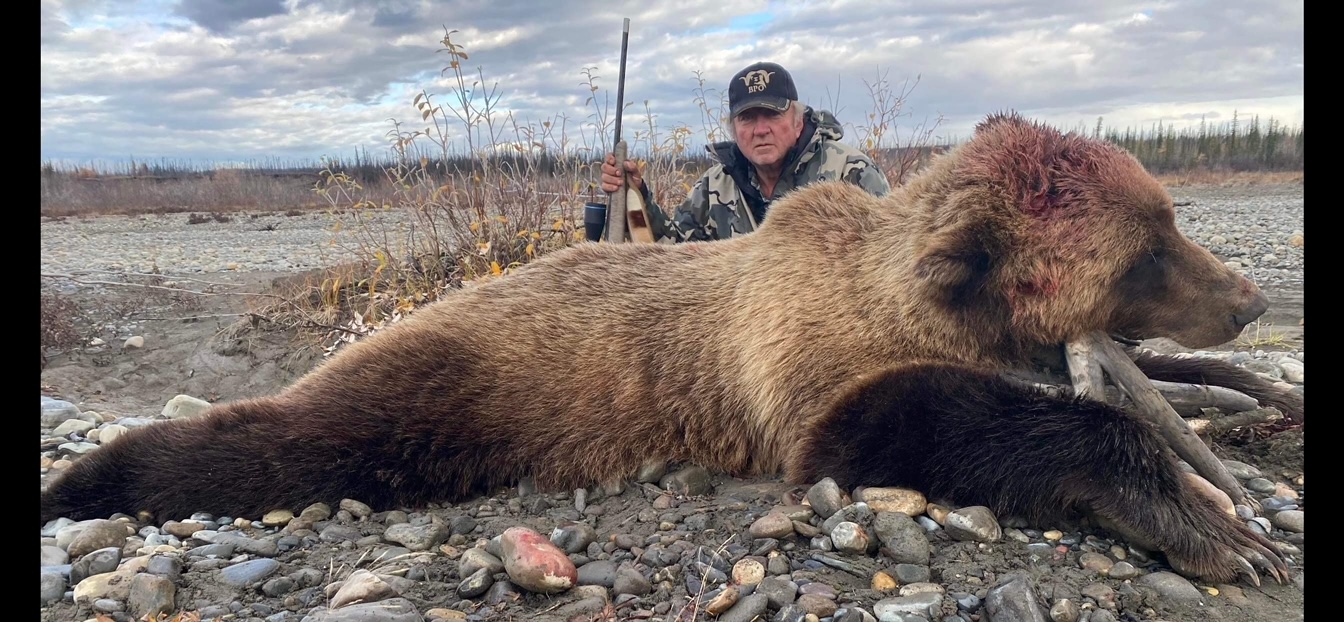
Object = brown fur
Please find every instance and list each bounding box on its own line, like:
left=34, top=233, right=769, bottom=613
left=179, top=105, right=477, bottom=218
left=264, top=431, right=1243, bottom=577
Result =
left=41, top=113, right=1291, bottom=584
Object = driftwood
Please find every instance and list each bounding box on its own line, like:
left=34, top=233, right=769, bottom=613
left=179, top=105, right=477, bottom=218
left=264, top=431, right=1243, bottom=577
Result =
left=1070, top=331, right=1252, bottom=508
left=1064, top=340, right=1105, bottom=398
left=1188, top=408, right=1284, bottom=436
left=1102, top=380, right=1260, bottom=417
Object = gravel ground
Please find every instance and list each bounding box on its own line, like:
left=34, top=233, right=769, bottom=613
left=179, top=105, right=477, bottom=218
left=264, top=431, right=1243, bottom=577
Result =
left=39, top=183, right=1305, bottom=622
left=40, top=184, right=1304, bottom=287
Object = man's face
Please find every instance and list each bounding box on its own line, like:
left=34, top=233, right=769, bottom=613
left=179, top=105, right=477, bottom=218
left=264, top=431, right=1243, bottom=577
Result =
left=733, top=107, right=805, bottom=170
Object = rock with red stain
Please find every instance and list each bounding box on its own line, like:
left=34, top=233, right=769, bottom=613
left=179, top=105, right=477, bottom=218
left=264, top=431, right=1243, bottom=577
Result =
left=500, top=527, right=577, bottom=594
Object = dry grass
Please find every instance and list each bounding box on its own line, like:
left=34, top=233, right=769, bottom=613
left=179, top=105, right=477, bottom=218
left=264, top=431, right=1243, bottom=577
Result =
left=1235, top=320, right=1293, bottom=349
left=1154, top=169, right=1304, bottom=188
left=222, top=27, right=944, bottom=353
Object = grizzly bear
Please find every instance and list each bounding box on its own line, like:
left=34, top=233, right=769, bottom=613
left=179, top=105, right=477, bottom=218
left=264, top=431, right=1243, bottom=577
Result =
left=41, top=113, right=1296, bottom=585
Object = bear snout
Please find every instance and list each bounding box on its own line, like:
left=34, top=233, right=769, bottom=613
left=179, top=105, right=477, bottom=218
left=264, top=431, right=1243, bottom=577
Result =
left=1232, top=290, right=1270, bottom=329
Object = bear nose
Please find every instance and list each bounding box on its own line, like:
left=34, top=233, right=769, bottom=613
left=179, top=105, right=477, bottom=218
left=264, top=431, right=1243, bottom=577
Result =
left=1232, top=291, right=1270, bottom=328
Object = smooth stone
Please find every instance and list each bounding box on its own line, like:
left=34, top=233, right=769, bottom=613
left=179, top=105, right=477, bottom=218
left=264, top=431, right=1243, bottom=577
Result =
left=984, top=574, right=1048, bottom=622
left=1136, top=571, right=1203, bottom=604
left=329, top=569, right=399, bottom=608
left=944, top=506, right=1001, bottom=542
left=500, top=526, right=578, bottom=594
left=805, top=478, right=846, bottom=519
left=127, top=573, right=176, bottom=620
left=302, top=597, right=422, bottom=621
left=858, top=487, right=927, bottom=516
left=219, top=558, right=281, bottom=588
left=1271, top=510, right=1304, bottom=533
left=161, top=394, right=211, bottom=419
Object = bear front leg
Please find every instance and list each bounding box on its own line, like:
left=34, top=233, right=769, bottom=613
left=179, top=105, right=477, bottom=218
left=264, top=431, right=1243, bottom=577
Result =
left=787, top=361, right=1291, bottom=586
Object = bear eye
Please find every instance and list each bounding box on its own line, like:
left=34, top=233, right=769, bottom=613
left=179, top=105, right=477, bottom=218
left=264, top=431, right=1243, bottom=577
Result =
left=1118, top=248, right=1169, bottom=290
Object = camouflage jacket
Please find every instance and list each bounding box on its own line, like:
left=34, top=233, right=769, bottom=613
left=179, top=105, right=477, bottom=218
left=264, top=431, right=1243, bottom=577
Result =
left=641, top=107, right=890, bottom=243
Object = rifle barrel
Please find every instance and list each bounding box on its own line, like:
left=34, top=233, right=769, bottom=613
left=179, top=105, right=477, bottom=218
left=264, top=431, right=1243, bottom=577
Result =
left=614, top=17, right=629, bottom=147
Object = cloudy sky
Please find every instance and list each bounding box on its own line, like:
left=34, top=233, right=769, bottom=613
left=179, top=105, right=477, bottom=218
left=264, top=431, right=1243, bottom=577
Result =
left=41, top=0, right=1303, bottom=167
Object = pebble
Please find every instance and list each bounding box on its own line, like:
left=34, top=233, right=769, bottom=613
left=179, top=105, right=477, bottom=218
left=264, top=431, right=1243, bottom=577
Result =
left=873, top=592, right=943, bottom=619
left=302, top=597, right=422, bottom=621
left=984, top=574, right=1049, bottom=622
left=871, top=571, right=898, bottom=592
left=892, top=563, right=930, bottom=584
left=262, top=509, right=294, bottom=527
left=330, top=569, right=398, bottom=608
left=219, top=558, right=281, bottom=587
left=749, top=512, right=795, bottom=539
left=718, top=592, right=769, bottom=622
left=1049, top=598, right=1079, bottom=622
left=613, top=565, right=652, bottom=596
left=66, top=520, right=131, bottom=558
left=40, top=572, right=65, bottom=605
left=41, top=399, right=81, bottom=428
left=500, top=526, right=577, bottom=594
left=456, top=567, right=493, bottom=598
left=41, top=545, right=69, bottom=567
left=757, top=575, right=799, bottom=609
left=384, top=521, right=449, bottom=551
left=74, top=569, right=135, bottom=604
left=704, top=585, right=740, bottom=615
left=660, top=466, right=714, bottom=496
left=830, top=521, right=874, bottom=554
left=1107, top=561, right=1139, bottom=580
left=551, top=522, right=597, bottom=554
left=160, top=394, right=211, bottom=419
left=1136, top=571, right=1203, bottom=604
left=635, top=460, right=668, bottom=483
left=857, top=487, right=926, bottom=516
left=128, top=573, right=176, bottom=619
left=873, top=511, right=929, bottom=565
left=805, top=478, right=846, bottom=519
left=1078, top=552, right=1114, bottom=574
left=732, top=558, right=765, bottom=585
left=1272, top=509, right=1304, bottom=533
left=70, top=546, right=122, bottom=585
left=796, top=593, right=838, bottom=617
left=944, top=506, right=1002, bottom=542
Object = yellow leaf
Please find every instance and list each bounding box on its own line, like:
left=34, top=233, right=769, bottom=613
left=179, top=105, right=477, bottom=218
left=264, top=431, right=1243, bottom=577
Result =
left=469, top=221, right=480, bottom=232
left=552, top=219, right=565, bottom=231
left=1206, top=587, right=1220, bottom=596
left=490, top=261, right=502, bottom=276
left=525, top=243, right=535, bottom=257
left=516, top=230, right=530, bottom=238
left=496, top=215, right=509, bottom=223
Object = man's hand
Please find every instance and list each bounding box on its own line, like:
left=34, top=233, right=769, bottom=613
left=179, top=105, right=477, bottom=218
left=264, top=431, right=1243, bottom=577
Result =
left=601, top=153, right=645, bottom=195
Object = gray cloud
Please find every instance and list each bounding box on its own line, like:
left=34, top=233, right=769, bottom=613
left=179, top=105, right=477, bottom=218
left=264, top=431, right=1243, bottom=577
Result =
left=173, top=0, right=287, bottom=33
left=40, top=0, right=1303, bottom=164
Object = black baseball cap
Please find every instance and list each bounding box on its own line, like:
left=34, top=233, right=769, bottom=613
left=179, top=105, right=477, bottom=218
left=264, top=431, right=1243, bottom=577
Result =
left=729, top=62, right=798, bottom=118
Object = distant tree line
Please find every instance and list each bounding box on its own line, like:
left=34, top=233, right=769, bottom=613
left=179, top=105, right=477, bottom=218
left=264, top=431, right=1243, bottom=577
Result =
left=1091, top=112, right=1302, bottom=174
left=40, top=112, right=1302, bottom=184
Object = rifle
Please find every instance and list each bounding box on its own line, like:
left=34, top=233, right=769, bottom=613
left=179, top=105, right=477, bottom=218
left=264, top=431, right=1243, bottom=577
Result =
left=603, top=18, right=655, bottom=244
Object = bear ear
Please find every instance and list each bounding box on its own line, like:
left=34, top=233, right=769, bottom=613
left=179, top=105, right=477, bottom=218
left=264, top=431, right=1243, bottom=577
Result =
left=913, top=222, right=995, bottom=290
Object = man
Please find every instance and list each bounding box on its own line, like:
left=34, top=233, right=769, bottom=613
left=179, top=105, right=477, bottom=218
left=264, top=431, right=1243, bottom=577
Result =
left=600, top=61, right=891, bottom=243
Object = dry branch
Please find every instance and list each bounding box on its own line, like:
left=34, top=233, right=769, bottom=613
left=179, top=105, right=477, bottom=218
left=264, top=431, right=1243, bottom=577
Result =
left=1102, top=380, right=1260, bottom=417
left=1075, top=331, right=1251, bottom=508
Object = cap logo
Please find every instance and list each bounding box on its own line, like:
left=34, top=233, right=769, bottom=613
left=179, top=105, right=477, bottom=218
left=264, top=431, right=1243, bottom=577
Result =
left=740, top=69, right=775, bottom=93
